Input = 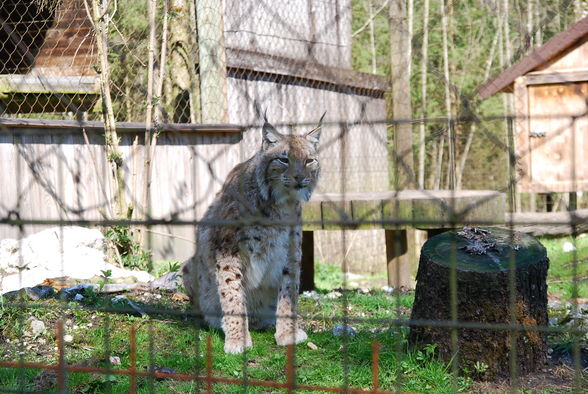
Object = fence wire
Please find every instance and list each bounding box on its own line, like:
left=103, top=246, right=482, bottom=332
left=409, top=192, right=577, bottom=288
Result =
left=1, top=0, right=587, bottom=392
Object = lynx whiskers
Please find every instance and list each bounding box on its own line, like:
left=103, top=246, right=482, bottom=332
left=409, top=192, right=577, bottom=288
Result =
left=182, top=111, right=324, bottom=354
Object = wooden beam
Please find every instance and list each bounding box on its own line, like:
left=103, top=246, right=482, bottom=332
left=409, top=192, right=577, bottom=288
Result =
left=385, top=229, right=412, bottom=288
left=0, top=117, right=242, bottom=133
left=0, top=75, right=99, bottom=94
left=300, top=231, right=315, bottom=292
left=525, top=70, right=588, bottom=85
left=225, top=48, right=390, bottom=94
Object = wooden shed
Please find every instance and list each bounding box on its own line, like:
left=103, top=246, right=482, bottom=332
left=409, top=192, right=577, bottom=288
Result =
left=478, top=16, right=588, bottom=193
left=0, top=0, right=98, bottom=113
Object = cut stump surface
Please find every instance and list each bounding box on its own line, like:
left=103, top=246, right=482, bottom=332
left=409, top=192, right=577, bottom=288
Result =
left=409, top=227, right=549, bottom=380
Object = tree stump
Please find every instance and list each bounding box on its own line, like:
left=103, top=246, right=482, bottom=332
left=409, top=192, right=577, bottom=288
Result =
left=409, top=227, right=549, bottom=380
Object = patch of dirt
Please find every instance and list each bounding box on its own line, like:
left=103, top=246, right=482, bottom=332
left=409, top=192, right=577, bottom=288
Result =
left=471, top=363, right=586, bottom=393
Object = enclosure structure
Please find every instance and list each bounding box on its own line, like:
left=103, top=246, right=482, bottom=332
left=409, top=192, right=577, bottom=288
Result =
left=478, top=16, right=588, bottom=194
left=0, top=0, right=99, bottom=113
left=0, top=0, right=391, bottom=276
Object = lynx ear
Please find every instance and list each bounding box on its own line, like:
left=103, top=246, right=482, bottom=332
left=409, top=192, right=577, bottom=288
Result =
left=261, top=113, right=284, bottom=150
left=305, top=112, right=325, bottom=148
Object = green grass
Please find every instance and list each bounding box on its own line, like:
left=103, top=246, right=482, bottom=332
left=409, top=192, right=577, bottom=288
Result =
left=541, top=235, right=588, bottom=299
left=0, top=288, right=470, bottom=393
left=0, top=235, right=586, bottom=392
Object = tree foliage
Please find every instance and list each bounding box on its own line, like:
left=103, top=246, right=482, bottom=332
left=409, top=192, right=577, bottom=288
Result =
left=351, top=0, right=583, bottom=190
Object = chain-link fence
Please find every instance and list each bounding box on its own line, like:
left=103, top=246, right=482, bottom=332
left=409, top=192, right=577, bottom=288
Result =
left=1, top=0, right=587, bottom=392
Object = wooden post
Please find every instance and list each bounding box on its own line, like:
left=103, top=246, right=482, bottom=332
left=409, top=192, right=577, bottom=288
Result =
left=300, top=231, right=315, bottom=292
left=385, top=229, right=412, bottom=288
left=569, top=192, right=578, bottom=211
left=196, top=0, right=228, bottom=123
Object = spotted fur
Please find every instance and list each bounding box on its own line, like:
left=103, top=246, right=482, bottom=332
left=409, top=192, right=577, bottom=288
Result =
left=182, top=114, right=323, bottom=354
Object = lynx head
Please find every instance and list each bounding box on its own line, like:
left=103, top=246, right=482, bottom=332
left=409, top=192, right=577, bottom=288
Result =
left=256, top=113, right=324, bottom=203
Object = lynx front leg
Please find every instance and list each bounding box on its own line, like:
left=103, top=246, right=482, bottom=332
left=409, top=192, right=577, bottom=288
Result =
left=275, top=251, right=307, bottom=346
left=216, top=253, right=252, bottom=354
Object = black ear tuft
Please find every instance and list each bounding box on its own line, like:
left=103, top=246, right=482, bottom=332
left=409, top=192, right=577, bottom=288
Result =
left=261, top=113, right=284, bottom=150
left=305, top=112, right=325, bottom=148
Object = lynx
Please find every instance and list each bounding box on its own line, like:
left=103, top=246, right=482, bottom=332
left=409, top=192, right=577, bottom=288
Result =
left=182, top=112, right=324, bottom=354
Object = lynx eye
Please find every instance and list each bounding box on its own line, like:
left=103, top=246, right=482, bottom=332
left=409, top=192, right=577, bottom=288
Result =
left=276, top=157, right=289, bottom=165
left=305, top=158, right=317, bottom=166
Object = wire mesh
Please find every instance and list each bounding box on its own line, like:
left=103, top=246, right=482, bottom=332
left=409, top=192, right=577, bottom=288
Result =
left=1, top=0, right=587, bottom=392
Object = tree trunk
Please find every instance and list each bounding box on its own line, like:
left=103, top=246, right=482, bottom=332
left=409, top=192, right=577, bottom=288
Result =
left=366, top=0, right=377, bottom=74
left=165, top=0, right=201, bottom=123
left=90, top=0, right=126, bottom=219
left=389, top=0, right=415, bottom=189
left=440, top=0, right=455, bottom=190
left=196, top=0, right=228, bottom=123
left=409, top=227, right=549, bottom=380
left=418, top=0, right=429, bottom=189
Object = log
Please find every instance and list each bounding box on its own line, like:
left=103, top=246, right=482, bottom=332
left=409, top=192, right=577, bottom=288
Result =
left=409, top=227, right=549, bottom=380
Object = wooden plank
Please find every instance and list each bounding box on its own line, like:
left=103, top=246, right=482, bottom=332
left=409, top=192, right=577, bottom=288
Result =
left=350, top=199, right=384, bottom=229
left=526, top=82, right=588, bottom=192
left=525, top=70, right=588, bottom=85
left=301, top=201, right=322, bottom=230
left=508, top=208, right=588, bottom=236
left=226, top=48, right=390, bottom=94
left=0, top=75, right=99, bottom=94
left=0, top=118, right=243, bottom=133
left=320, top=200, right=352, bottom=230
left=304, top=190, right=505, bottom=229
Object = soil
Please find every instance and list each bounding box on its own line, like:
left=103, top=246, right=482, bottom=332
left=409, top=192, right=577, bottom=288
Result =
left=471, top=363, right=585, bottom=393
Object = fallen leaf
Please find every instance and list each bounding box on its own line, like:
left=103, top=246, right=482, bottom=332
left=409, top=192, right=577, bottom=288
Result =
left=307, top=341, right=318, bottom=350
left=172, top=292, right=189, bottom=302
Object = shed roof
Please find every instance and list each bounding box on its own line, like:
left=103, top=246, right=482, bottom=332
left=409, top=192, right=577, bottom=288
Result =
left=477, top=16, right=588, bottom=99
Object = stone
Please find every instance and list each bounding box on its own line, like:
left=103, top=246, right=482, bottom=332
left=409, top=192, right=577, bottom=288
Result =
left=562, top=242, right=577, bottom=252
left=2, top=286, right=55, bottom=301
left=150, top=271, right=182, bottom=291
left=333, top=324, right=356, bottom=338
left=109, top=356, right=121, bottom=366
left=325, top=291, right=342, bottom=299
left=28, top=318, right=46, bottom=337
left=58, top=284, right=96, bottom=301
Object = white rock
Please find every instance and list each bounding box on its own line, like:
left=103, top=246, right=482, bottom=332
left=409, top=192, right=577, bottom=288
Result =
left=563, top=242, right=577, bottom=252
left=28, top=319, right=46, bottom=337
left=344, top=272, right=364, bottom=280
left=63, top=334, right=74, bottom=343
left=109, top=356, right=121, bottom=365
left=325, top=291, right=342, bottom=299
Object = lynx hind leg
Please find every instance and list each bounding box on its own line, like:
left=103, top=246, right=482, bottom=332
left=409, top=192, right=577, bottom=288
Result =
left=216, top=253, right=252, bottom=354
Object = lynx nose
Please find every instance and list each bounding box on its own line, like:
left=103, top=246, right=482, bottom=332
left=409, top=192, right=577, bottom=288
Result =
left=294, top=175, right=306, bottom=189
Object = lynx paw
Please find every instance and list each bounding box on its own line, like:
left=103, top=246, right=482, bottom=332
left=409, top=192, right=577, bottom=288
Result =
left=223, top=334, right=253, bottom=354
left=275, top=328, right=307, bottom=346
